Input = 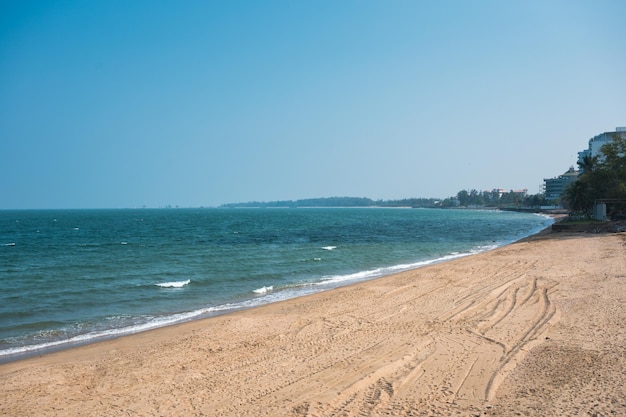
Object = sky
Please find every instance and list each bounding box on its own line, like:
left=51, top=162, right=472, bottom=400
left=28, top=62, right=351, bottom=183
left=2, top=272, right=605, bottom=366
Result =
left=1, top=1, right=625, bottom=209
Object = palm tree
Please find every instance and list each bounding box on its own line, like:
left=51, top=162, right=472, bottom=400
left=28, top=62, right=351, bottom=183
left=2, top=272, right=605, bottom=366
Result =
left=577, top=155, right=596, bottom=175
left=563, top=179, right=593, bottom=218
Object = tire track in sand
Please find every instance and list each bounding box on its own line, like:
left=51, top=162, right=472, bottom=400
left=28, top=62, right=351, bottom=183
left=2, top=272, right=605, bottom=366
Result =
left=219, top=258, right=559, bottom=416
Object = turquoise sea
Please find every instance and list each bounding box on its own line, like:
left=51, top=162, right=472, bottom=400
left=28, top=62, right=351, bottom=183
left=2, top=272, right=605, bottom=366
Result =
left=0, top=208, right=552, bottom=362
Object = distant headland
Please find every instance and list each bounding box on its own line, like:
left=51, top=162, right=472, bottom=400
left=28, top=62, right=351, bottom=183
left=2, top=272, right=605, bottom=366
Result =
left=219, top=196, right=439, bottom=209
left=218, top=191, right=547, bottom=210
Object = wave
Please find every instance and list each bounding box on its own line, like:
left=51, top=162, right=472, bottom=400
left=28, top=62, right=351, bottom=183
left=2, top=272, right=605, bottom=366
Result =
left=311, top=245, right=502, bottom=288
left=253, top=285, right=273, bottom=294
left=0, top=296, right=289, bottom=361
left=155, top=279, right=190, bottom=288
left=238, top=247, right=493, bottom=299
left=0, top=307, right=228, bottom=360
left=321, top=246, right=337, bottom=251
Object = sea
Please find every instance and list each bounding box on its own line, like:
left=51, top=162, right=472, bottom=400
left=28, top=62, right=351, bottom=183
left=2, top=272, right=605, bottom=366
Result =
left=0, top=208, right=552, bottom=362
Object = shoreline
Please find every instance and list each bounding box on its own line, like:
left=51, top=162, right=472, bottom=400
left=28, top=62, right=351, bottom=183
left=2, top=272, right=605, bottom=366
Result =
left=2, top=227, right=624, bottom=416
left=0, top=246, right=506, bottom=364
left=0, top=213, right=554, bottom=364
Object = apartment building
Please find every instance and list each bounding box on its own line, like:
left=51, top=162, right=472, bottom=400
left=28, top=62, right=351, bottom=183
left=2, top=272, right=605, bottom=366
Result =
left=543, top=167, right=579, bottom=201
left=578, top=127, right=626, bottom=172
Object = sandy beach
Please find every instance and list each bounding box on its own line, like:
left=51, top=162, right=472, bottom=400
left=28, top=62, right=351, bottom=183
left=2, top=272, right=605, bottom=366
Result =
left=1, top=230, right=625, bottom=417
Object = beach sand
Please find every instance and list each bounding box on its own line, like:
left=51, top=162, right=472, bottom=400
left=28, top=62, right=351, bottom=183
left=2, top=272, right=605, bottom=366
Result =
left=1, top=231, right=625, bottom=416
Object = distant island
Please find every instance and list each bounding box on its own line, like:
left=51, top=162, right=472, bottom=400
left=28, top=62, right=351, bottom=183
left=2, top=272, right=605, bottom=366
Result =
left=219, top=196, right=441, bottom=209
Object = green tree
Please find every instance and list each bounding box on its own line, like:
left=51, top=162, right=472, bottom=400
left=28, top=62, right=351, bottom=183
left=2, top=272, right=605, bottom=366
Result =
left=457, top=190, right=470, bottom=206
left=598, top=134, right=626, bottom=199
left=523, top=193, right=546, bottom=207
left=499, top=190, right=523, bottom=207
left=469, top=189, right=484, bottom=206
left=563, top=179, right=593, bottom=218
left=563, top=133, right=626, bottom=215
left=577, top=154, right=597, bottom=174
left=482, top=190, right=501, bottom=207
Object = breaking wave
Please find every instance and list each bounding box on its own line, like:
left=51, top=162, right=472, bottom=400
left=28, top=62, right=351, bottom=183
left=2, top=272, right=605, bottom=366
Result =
left=155, top=279, right=190, bottom=288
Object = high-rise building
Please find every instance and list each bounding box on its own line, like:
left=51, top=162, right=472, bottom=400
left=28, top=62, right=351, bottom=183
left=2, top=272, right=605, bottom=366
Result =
left=578, top=127, right=626, bottom=171
left=543, top=167, right=579, bottom=201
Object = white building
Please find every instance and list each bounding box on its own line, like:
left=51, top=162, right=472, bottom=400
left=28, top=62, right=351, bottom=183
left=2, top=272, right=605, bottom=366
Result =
left=578, top=127, right=626, bottom=170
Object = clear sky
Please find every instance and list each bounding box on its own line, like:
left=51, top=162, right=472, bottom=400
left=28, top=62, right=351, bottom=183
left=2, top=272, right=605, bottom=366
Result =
left=1, top=1, right=625, bottom=209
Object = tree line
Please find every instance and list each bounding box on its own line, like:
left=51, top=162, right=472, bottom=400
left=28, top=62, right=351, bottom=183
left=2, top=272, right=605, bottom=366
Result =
left=220, top=193, right=550, bottom=209
left=439, top=189, right=547, bottom=209
left=563, top=134, right=626, bottom=218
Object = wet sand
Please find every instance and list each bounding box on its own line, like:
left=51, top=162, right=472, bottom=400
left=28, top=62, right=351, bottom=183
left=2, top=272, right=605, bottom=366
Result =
left=1, top=230, right=625, bottom=416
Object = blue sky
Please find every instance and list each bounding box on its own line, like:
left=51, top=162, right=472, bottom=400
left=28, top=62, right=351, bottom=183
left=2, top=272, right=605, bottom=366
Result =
left=1, top=1, right=625, bottom=209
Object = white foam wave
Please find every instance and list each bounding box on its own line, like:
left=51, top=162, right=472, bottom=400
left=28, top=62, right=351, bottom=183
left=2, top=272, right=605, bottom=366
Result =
left=0, top=307, right=227, bottom=359
left=321, top=246, right=337, bottom=251
left=155, top=279, right=190, bottom=288
left=470, top=244, right=499, bottom=253
left=313, top=250, right=487, bottom=288
left=0, top=297, right=292, bottom=360
left=315, top=268, right=382, bottom=285
left=253, top=285, right=273, bottom=294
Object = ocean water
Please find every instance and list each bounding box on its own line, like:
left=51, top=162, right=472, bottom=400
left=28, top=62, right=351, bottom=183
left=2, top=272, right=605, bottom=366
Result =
left=0, top=208, right=552, bottom=362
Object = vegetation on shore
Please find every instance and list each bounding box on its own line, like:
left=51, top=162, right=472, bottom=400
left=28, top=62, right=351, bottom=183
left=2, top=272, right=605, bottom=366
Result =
left=441, top=189, right=547, bottom=208
left=562, top=134, right=626, bottom=219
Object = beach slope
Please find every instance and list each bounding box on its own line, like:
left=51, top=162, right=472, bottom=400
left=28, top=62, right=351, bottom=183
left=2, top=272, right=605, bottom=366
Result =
left=1, top=232, right=625, bottom=416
